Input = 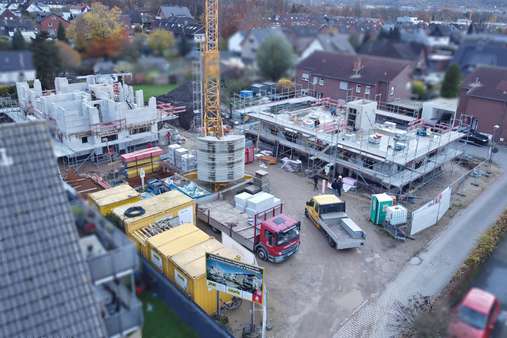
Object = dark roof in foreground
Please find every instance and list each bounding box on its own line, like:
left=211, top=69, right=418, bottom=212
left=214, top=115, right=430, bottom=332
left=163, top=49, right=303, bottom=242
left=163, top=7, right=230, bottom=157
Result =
left=297, top=50, right=412, bottom=85
left=0, top=121, right=106, bottom=338
left=461, top=66, right=507, bottom=103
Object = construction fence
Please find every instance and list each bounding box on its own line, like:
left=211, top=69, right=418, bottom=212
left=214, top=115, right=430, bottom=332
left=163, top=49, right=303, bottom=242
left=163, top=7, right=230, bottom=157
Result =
left=409, top=158, right=491, bottom=235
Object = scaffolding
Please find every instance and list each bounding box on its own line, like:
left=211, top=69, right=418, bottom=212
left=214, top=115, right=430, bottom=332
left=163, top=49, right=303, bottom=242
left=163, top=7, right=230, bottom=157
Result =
left=243, top=98, right=467, bottom=194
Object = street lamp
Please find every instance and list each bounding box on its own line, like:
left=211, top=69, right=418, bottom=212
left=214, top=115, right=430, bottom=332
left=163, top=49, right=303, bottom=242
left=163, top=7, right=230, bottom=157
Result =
left=489, top=124, right=500, bottom=162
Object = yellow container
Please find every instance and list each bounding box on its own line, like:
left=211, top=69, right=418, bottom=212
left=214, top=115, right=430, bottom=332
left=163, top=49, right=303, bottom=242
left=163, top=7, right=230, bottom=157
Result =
left=151, top=230, right=210, bottom=279
left=112, top=191, right=195, bottom=234
left=172, top=246, right=243, bottom=315
left=124, top=156, right=161, bottom=168
left=127, top=163, right=161, bottom=178
left=131, top=223, right=197, bottom=259
left=88, top=184, right=141, bottom=216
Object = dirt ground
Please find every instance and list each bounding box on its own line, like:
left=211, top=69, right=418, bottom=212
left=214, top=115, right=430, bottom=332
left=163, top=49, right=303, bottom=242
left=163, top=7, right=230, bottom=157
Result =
left=70, top=134, right=502, bottom=338
left=223, top=157, right=501, bottom=338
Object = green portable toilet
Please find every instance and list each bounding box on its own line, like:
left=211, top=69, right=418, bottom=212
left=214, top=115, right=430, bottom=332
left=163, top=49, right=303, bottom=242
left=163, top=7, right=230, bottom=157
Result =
left=370, top=193, right=393, bottom=225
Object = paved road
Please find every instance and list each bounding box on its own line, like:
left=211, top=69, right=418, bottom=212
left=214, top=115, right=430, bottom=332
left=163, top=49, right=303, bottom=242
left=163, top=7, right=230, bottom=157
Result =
left=471, top=236, right=507, bottom=337
left=334, top=146, right=507, bottom=338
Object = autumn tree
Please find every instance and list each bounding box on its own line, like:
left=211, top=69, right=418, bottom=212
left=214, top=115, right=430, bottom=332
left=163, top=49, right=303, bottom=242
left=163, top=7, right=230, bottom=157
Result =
left=67, top=3, right=127, bottom=59
left=147, top=29, right=175, bottom=56
left=55, top=41, right=81, bottom=73
left=256, top=35, right=295, bottom=81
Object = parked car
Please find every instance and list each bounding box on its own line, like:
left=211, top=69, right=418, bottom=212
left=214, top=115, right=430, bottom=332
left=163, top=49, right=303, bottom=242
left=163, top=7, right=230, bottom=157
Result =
left=448, top=288, right=501, bottom=338
left=458, top=128, right=490, bottom=146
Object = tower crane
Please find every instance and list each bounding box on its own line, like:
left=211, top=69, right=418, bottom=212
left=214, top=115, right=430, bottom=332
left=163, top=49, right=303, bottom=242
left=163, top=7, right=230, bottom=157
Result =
left=202, top=0, right=224, bottom=138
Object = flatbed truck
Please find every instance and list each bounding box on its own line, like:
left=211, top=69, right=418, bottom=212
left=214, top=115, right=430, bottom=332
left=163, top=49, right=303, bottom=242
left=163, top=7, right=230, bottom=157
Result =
left=197, top=200, right=300, bottom=262
left=305, top=194, right=366, bottom=250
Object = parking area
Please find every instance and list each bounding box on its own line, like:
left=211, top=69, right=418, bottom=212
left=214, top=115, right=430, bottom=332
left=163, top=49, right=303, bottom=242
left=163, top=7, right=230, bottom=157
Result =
left=219, top=154, right=501, bottom=338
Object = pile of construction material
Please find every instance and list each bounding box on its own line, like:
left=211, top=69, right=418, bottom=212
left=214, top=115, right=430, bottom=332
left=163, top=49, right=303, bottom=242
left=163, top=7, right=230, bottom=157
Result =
left=121, top=147, right=162, bottom=179
left=234, top=191, right=281, bottom=217
left=253, top=170, right=270, bottom=192
left=165, top=144, right=197, bottom=173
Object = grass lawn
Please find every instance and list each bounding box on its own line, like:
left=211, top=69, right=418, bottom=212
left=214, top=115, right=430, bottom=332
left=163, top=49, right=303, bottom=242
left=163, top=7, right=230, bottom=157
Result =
left=133, top=84, right=177, bottom=102
left=140, top=292, right=198, bottom=338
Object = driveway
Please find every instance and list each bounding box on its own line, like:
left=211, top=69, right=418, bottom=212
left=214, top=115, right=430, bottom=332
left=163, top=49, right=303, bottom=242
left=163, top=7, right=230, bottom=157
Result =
left=333, top=146, right=507, bottom=338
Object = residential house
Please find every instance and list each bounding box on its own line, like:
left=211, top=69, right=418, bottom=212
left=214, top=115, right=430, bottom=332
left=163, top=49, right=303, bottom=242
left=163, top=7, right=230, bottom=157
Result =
left=357, top=40, right=427, bottom=74
left=452, top=34, right=507, bottom=75
left=0, top=8, right=18, bottom=22
left=457, top=67, right=507, bottom=142
left=25, top=2, right=50, bottom=15
left=157, top=5, right=192, bottom=19
left=240, top=27, right=288, bottom=64
left=38, top=14, right=68, bottom=36
left=152, top=16, right=202, bottom=39
left=427, top=25, right=452, bottom=48
left=296, top=51, right=413, bottom=103
left=0, top=121, right=107, bottom=338
left=0, top=51, right=36, bottom=84
left=228, top=31, right=245, bottom=55
left=1, top=18, right=37, bottom=40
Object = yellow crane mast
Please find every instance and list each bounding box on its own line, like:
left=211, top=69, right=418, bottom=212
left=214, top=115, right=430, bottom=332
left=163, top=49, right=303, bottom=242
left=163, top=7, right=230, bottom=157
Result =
left=202, top=0, right=224, bottom=138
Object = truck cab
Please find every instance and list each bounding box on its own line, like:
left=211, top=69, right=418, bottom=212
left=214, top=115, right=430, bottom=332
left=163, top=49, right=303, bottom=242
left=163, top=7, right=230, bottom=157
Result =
left=255, top=214, right=300, bottom=263
left=305, top=195, right=346, bottom=225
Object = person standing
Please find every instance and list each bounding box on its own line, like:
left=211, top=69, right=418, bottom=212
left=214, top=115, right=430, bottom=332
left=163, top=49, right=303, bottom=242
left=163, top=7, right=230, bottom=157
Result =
left=336, top=176, right=343, bottom=197
left=313, top=174, right=319, bottom=191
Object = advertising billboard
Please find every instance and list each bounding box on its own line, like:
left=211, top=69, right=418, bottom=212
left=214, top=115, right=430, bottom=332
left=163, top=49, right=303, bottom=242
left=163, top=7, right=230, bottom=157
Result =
left=206, top=253, right=264, bottom=304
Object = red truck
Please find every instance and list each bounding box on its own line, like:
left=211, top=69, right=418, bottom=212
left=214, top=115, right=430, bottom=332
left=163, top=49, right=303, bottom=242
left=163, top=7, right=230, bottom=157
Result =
left=197, top=201, right=300, bottom=262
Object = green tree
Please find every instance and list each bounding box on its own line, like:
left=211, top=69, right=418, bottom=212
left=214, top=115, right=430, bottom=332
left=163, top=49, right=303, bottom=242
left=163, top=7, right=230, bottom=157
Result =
left=441, top=64, right=461, bottom=98
left=147, top=29, right=175, bottom=56
left=0, top=36, right=11, bottom=50
left=57, top=22, right=67, bottom=42
left=31, top=32, right=61, bottom=89
left=256, top=35, right=295, bottom=82
left=12, top=30, right=26, bottom=50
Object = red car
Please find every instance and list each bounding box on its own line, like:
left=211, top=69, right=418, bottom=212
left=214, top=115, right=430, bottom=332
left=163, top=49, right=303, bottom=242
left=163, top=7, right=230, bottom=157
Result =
left=449, top=288, right=501, bottom=338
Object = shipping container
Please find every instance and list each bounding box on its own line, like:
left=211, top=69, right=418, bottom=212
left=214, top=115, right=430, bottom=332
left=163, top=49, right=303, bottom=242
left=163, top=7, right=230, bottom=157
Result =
left=112, top=190, right=195, bottom=234
left=150, top=230, right=210, bottom=280
left=130, top=223, right=197, bottom=258
left=88, top=184, right=141, bottom=216
left=172, top=246, right=243, bottom=315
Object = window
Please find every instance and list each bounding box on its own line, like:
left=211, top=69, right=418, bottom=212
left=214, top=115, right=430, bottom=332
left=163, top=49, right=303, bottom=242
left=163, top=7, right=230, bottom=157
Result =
left=130, top=126, right=150, bottom=135
left=365, top=86, right=371, bottom=95
left=81, top=136, right=88, bottom=144
left=339, top=81, right=348, bottom=90
left=356, top=84, right=362, bottom=94
left=312, top=77, right=318, bottom=85
left=302, top=72, right=309, bottom=81
left=390, top=86, right=395, bottom=96
left=265, top=230, right=275, bottom=246
left=319, top=78, right=325, bottom=86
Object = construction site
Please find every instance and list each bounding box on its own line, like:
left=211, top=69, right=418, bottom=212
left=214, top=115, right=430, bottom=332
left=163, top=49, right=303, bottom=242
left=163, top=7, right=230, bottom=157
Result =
left=2, top=1, right=503, bottom=338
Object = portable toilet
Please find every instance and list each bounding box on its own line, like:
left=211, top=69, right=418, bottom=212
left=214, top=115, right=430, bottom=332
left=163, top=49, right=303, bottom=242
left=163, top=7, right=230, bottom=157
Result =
left=370, top=193, right=393, bottom=225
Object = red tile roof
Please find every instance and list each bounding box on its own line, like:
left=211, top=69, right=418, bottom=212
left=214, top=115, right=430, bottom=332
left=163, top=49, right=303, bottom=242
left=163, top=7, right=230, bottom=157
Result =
left=462, top=66, right=507, bottom=103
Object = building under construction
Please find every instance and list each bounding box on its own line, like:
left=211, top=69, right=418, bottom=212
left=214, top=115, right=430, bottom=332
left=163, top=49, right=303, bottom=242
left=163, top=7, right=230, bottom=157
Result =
left=15, top=74, right=184, bottom=165
left=240, top=96, right=465, bottom=192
